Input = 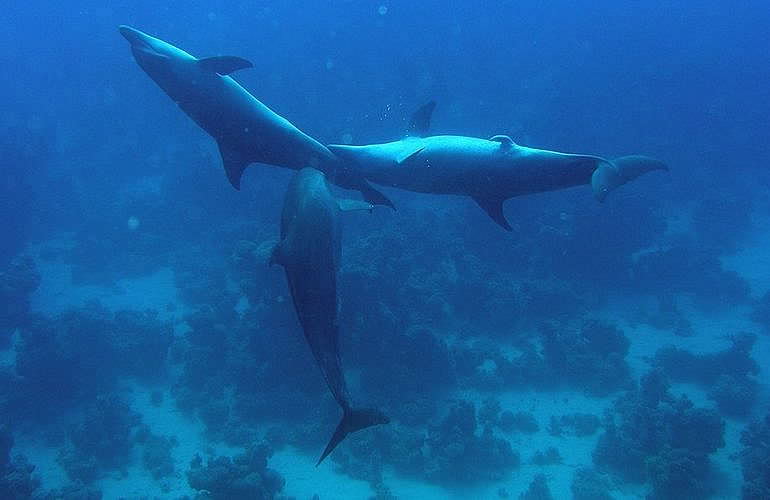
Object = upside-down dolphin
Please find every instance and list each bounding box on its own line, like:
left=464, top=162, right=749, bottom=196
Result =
left=118, top=25, right=392, bottom=207
left=328, top=102, right=669, bottom=230
left=271, top=167, right=389, bottom=465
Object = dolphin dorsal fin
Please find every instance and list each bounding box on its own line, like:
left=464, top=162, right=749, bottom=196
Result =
left=337, top=199, right=373, bottom=212
left=471, top=195, right=512, bottom=231
left=407, top=101, right=436, bottom=137
left=489, top=135, right=515, bottom=151
left=198, top=56, right=253, bottom=75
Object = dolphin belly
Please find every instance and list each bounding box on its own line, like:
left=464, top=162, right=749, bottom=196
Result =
left=328, top=136, right=496, bottom=195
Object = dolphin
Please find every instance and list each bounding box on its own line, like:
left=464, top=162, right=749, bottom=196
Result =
left=118, top=25, right=392, bottom=207
left=271, top=167, right=389, bottom=465
left=328, top=102, right=668, bottom=230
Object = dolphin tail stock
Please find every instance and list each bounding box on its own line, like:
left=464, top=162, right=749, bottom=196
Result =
left=591, top=155, right=669, bottom=202
left=316, top=406, right=389, bottom=466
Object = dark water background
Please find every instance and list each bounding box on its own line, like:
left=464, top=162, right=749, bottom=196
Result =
left=2, top=1, right=770, bottom=499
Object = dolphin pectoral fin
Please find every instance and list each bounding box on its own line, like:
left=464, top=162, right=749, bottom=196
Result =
left=330, top=173, right=396, bottom=209
left=591, top=155, right=669, bottom=202
left=407, top=101, right=436, bottom=137
left=316, top=407, right=389, bottom=466
left=198, top=56, right=253, bottom=75
left=337, top=199, right=374, bottom=212
left=357, top=182, right=395, bottom=210
left=472, top=195, right=512, bottom=231
left=269, top=241, right=285, bottom=267
left=489, top=135, right=515, bottom=151
left=396, top=145, right=425, bottom=164
left=217, top=142, right=249, bottom=190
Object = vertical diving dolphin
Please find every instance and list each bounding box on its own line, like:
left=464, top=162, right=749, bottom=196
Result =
left=118, top=25, right=392, bottom=207
left=328, top=102, right=669, bottom=230
left=271, top=167, right=389, bottom=465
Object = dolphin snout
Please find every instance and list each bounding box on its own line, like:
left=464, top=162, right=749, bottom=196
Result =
left=118, top=25, right=149, bottom=46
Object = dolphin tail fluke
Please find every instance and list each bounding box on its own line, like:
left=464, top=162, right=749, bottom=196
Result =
left=316, top=407, right=389, bottom=466
left=591, top=155, right=669, bottom=202
left=217, top=141, right=250, bottom=190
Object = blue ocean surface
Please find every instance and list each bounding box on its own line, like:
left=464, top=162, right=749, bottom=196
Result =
left=2, top=1, right=770, bottom=499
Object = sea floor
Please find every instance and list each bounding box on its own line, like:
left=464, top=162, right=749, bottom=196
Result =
left=7, top=228, right=770, bottom=500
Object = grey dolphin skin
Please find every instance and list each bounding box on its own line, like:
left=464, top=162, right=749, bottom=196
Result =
left=328, top=102, right=668, bottom=230
left=271, top=168, right=388, bottom=465
left=117, top=25, right=393, bottom=207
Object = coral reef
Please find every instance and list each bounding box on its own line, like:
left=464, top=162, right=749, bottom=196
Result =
left=13, top=304, right=172, bottom=423
left=452, top=337, right=550, bottom=392
left=633, top=294, right=694, bottom=337
left=541, top=319, right=632, bottom=395
left=519, top=474, right=554, bottom=500
left=750, top=290, right=770, bottom=333
left=593, top=370, right=724, bottom=498
left=0, top=255, right=41, bottom=344
left=499, top=411, right=540, bottom=434
left=333, top=400, right=519, bottom=487
left=354, top=326, right=455, bottom=419
left=35, top=482, right=103, bottom=500
left=186, top=444, right=285, bottom=500
left=229, top=238, right=280, bottom=308
left=137, top=429, right=178, bottom=481
left=570, top=467, right=614, bottom=500
left=530, top=447, right=562, bottom=466
left=535, top=191, right=667, bottom=289
left=58, top=394, right=141, bottom=483
left=691, top=195, right=753, bottom=255
left=0, top=426, right=42, bottom=500
left=653, top=332, right=759, bottom=416
left=0, top=454, right=41, bottom=500
left=548, top=413, right=601, bottom=437
left=421, top=400, right=519, bottom=483
left=740, top=413, right=770, bottom=500
left=632, top=244, right=750, bottom=307
left=0, top=130, right=48, bottom=268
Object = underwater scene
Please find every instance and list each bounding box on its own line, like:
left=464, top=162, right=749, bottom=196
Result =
left=2, top=1, right=770, bottom=499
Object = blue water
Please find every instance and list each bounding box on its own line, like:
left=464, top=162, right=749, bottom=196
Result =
left=2, top=1, right=770, bottom=499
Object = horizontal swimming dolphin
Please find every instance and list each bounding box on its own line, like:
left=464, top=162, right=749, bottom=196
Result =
left=271, top=167, right=388, bottom=465
left=328, top=102, right=669, bottom=230
left=118, top=25, right=392, bottom=207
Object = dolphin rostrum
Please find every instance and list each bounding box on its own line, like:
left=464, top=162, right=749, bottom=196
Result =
left=328, top=102, right=668, bottom=230
left=118, top=25, right=392, bottom=207
left=271, top=167, right=388, bottom=465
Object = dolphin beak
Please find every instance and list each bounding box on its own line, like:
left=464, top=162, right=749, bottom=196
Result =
left=119, top=25, right=152, bottom=48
